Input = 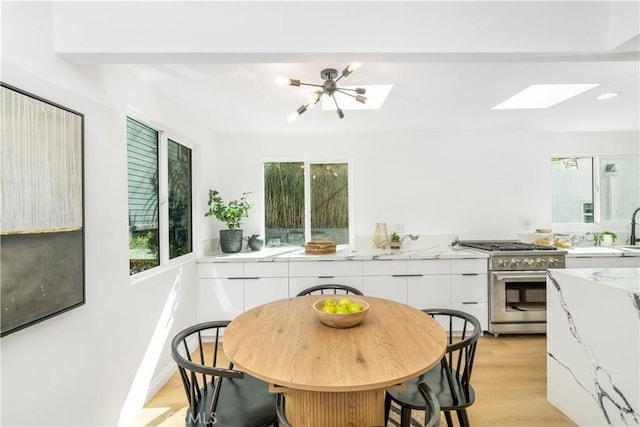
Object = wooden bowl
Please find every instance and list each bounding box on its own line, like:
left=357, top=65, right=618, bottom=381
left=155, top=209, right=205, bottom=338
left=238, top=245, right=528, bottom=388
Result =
left=313, top=297, right=370, bottom=329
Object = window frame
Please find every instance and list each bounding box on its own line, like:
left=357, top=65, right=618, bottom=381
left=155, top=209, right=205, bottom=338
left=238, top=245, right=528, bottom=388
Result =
left=262, top=158, right=355, bottom=247
left=127, top=114, right=195, bottom=279
left=551, top=154, right=639, bottom=228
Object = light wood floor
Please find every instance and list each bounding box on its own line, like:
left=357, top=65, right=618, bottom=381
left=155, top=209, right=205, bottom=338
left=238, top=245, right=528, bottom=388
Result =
left=134, top=334, right=576, bottom=426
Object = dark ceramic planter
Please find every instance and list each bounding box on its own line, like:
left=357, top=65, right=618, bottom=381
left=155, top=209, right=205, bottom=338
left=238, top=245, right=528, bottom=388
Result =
left=219, top=229, right=243, bottom=253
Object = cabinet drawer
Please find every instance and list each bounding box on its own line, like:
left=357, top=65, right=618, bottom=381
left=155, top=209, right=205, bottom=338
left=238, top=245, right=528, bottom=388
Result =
left=362, top=260, right=408, bottom=276
left=451, top=258, right=487, bottom=274
left=197, top=262, right=244, bottom=278
left=243, top=261, right=289, bottom=278
left=408, top=259, right=450, bottom=275
left=451, top=274, right=487, bottom=302
left=288, top=260, right=362, bottom=277
left=450, top=302, right=488, bottom=331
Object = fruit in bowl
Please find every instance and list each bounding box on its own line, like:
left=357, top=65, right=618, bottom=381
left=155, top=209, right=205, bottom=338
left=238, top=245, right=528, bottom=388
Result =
left=313, top=297, right=369, bottom=328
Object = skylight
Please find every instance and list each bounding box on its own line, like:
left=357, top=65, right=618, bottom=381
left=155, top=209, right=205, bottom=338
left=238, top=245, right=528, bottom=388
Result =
left=492, top=84, right=600, bottom=110
left=321, top=85, right=393, bottom=111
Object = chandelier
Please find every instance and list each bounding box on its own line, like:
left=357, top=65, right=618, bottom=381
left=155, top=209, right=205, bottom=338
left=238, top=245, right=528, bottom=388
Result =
left=284, top=63, right=367, bottom=121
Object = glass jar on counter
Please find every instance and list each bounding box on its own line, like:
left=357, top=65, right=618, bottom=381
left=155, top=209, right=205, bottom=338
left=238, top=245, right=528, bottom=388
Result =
left=554, top=232, right=571, bottom=248
left=533, top=229, right=554, bottom=247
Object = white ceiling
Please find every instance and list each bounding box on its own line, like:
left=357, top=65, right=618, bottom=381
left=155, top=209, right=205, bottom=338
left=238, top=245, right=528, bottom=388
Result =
left=54, top=1, right=640, bottom=135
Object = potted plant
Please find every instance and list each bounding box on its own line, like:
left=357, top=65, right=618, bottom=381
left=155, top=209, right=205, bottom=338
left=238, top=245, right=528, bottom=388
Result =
left=593, top=231, right=617, bottom=247
left=389, top=232, right=401, bottom=249
left=205, top=189, right=253, bottom=253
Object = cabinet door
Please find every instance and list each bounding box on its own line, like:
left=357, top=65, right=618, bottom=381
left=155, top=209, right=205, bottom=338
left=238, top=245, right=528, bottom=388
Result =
left=451, top=302, right=488, bottom=332
left=407, top=275, right=451, bottom=310
left=244, top=277, right=289, bottom=311
left=198, top=278, right=244, bottom=322
left=244, top=261, right=289, bottom=278
left=288, top=276, right=364, bottom=297
left=451, top=258, right=487, bottom=274
left=197, top=262, right=243, bottom=278
left=408, top=259, right=450, bottom=275
left=363, top=275, right=407, bottom=303
left=288, top=260, right=363, bottom=277
left=451, top=274, right=487, bottom=303
left=362, top=260, right=407, bottom=276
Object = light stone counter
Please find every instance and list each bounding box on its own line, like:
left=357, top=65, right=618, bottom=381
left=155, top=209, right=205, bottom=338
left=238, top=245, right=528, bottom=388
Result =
left=566, top=246, right=640, bottom=258
left=546, top=268, right=640, bottom=426
left=197, top=245, right=488, bottom=263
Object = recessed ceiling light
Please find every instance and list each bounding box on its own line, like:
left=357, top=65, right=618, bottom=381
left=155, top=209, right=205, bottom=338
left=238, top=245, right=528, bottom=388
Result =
left=321, top=85, right=393, bottom=111
left=595, top=92, right=620, bottom=101
left=492, top=83, right=600, bottom=110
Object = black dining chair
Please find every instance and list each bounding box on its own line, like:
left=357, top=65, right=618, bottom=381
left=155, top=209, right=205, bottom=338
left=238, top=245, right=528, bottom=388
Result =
left=275, top=393, right=292, bottom=427
left=418, top=381, right=442, bottom=427
left=295, top=284, right=364, bottom=296
left=384, top=309, right=482, bottom=427
left=171, top=321, right=278, bottom=427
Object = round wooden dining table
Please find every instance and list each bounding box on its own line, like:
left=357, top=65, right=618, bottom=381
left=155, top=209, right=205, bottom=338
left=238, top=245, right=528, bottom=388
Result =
left=223, top=295, right=447, bottom=427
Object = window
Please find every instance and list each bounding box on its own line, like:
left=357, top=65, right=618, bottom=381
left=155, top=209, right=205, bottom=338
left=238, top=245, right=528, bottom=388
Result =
left=168, top=139, right=192, bottom=259
left=551, top=155, right=640, bottom=224
left=264, top=161, right=351, bottom=246
left=127, top=118, right=159, bottom=273
left=127, top=118, right=193, bottom=275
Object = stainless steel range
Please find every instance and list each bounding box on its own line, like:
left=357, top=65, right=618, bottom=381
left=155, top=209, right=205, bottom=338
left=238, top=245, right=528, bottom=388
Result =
left=459, top=240, right=566, bottom=336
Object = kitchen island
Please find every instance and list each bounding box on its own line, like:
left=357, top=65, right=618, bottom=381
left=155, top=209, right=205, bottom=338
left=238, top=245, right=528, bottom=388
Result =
left=546, top=268, right=640, bottom=426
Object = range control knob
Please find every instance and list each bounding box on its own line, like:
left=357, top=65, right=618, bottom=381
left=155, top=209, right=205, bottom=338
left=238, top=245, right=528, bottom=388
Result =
left=511, top=258, right=522, bottom=267
left=536, top=258, right=547, bottom=267
left=548, top=258, right=557, bottom=267
left=498, top=259, right=509, bottom=268
left=523, top=258, right=534, bottom=267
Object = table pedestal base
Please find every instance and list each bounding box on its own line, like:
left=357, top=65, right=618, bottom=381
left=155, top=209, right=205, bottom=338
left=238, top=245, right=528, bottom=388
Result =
left=282, top=389, right=385, bottom=427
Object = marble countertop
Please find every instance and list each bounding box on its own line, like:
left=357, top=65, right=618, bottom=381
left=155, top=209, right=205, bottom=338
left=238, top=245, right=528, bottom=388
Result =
left=198, top=245, right=489, bottom=263
left=551, top=267, right=640, bottom=292
left=565, top=245, right=640, bottom=257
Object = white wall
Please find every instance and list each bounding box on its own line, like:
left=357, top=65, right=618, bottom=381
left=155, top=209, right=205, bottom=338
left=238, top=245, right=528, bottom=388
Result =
left=1, top=3, right=209, bottom=426
left=206, top=131, right=639, bottom=243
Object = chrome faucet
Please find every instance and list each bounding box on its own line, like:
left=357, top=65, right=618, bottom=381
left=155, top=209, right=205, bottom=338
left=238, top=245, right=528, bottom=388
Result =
left=632, top=207, right=640, bottom=245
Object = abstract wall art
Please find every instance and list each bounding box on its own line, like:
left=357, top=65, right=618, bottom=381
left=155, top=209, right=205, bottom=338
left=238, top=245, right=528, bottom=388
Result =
left=1, top=83, right=85, bottom=337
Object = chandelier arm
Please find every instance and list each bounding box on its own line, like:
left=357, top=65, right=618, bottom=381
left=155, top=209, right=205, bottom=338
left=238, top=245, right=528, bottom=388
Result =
left=330, top=93, right=340, bottom=108
left=298, top=82, right=325, bottom=89
left=335, top=89, right=357, bottom=99
left=336, top=87, right=363, bottom=92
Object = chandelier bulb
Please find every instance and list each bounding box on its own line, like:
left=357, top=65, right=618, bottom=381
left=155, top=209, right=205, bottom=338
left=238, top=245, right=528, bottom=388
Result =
left=337, top=108, right=345, bottom=119
left=274, top=76, right=289, bottom=86
left=289, top=79, right=301, bottom=87
left=355, top=87, right=366, bottom=94
left=355, top=95, right=367, bottom=104
left=287, top=112, right=299, bottom=123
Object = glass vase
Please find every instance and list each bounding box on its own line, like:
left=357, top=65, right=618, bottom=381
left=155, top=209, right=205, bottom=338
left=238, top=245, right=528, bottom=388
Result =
left=373, top=223, right=389, bottom=249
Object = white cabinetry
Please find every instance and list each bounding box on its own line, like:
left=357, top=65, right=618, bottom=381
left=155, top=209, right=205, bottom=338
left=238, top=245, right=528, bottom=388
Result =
left=243, top=262, right=289, bottom=310
left=450, top=259, right=488, bottom=331
left=197, top=263, right=244, bottom=322
left=197, top=261, right=288, bottom=322
left=407, top=260, right=450, bottom=309
left=362, top=260, right=408, bottom=303
left=288, top=261, right=363, bottom=296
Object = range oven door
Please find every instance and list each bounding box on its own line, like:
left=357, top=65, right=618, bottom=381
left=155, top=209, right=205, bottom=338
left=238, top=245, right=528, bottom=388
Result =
left=490, top=270, right=547, bottom=323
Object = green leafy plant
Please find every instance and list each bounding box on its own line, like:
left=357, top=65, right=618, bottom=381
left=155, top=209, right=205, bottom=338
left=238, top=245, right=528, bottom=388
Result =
left=205, top=190, right=253, bottom=230
left=593, top=231, right=618, bottom=246
left=390, top=232, right=400, bottom=242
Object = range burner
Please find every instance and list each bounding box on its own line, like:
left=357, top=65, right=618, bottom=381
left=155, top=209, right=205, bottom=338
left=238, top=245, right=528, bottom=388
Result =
left=459, top=240, right=558, bottom=252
